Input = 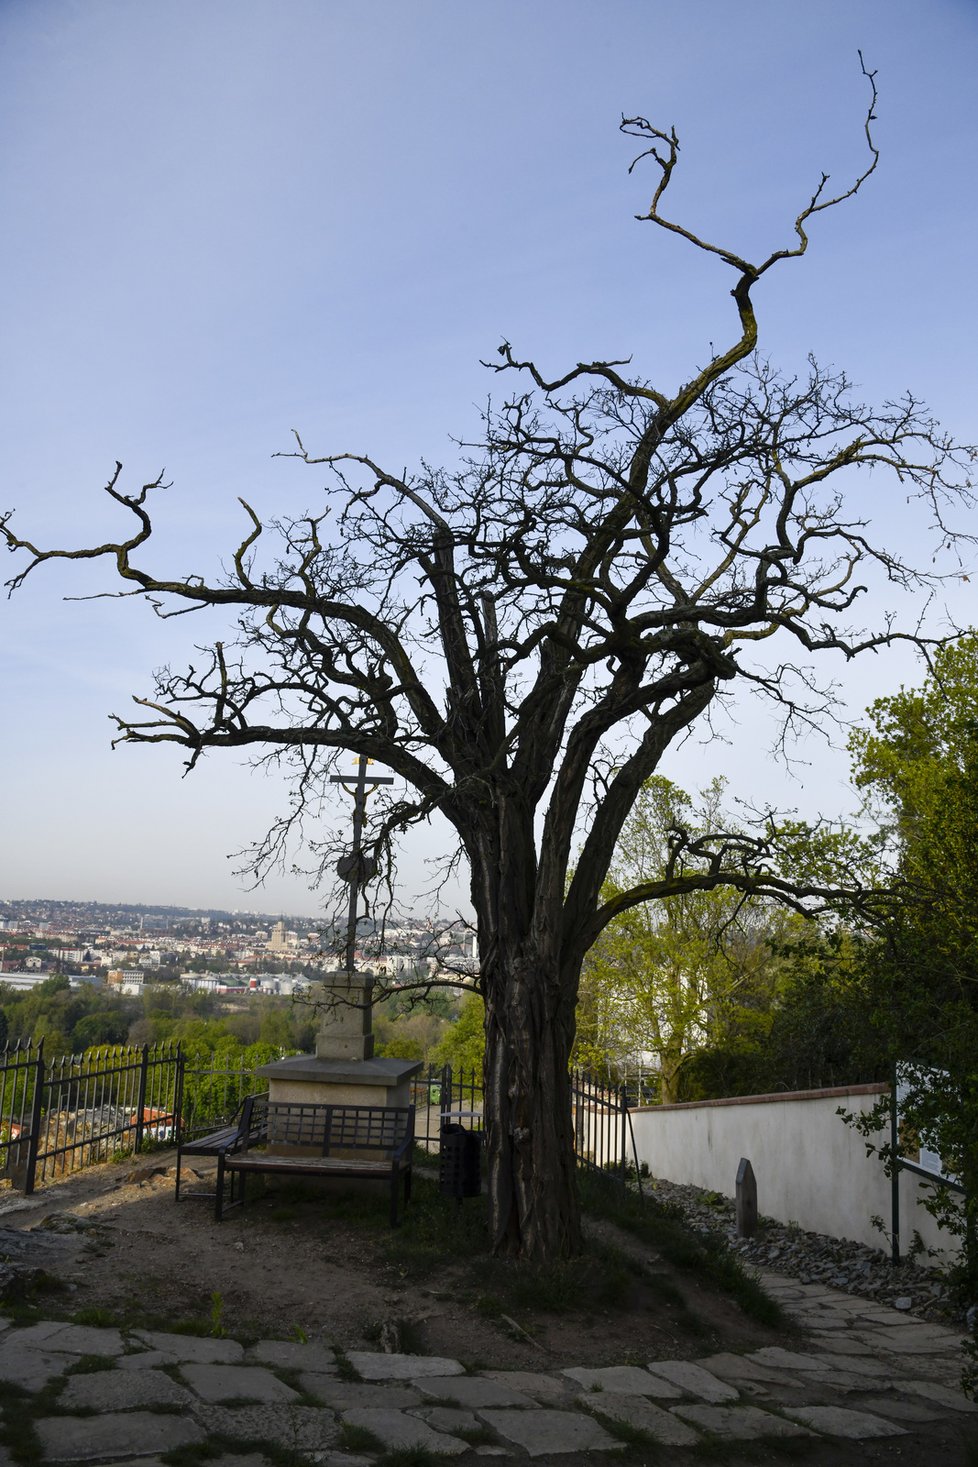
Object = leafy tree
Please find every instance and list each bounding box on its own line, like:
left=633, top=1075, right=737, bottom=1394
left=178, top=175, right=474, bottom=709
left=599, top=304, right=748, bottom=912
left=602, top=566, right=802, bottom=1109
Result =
left=849, top=634, right=978, bottom=1302
left=681, top=925, right=887, bottom=1098
left=433, top=992, right=485, bottom=1080
left=577, top=778, right=794, bottom=1101
left=3, top=69, right=974, bottom=1258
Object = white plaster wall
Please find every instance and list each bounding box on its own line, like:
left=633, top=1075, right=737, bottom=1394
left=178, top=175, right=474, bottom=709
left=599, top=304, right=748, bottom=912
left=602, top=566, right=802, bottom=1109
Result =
left=630, top=1085, right=959, bottom=1259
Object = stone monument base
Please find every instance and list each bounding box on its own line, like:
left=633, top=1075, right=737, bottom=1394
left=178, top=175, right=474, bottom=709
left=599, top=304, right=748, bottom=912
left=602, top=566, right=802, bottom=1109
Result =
left=256, top=1053, right=422, bottom=1110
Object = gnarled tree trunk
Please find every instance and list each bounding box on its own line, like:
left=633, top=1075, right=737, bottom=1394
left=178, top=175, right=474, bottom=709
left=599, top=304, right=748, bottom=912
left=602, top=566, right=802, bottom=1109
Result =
left=482, top=943, right=582, bottom=1259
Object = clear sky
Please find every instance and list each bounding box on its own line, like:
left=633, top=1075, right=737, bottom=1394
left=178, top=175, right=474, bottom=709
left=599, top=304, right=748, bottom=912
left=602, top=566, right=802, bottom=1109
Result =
left=1, top=1, right=976, bottom=918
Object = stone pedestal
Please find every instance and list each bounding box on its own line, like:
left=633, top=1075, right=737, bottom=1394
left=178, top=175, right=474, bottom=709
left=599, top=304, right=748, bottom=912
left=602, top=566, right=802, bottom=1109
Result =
left=316, top=968, right=375, bottom=1062
left=256, top=1053, right=422, bottom=1109
left=257, top=968, right=422, bottom=1108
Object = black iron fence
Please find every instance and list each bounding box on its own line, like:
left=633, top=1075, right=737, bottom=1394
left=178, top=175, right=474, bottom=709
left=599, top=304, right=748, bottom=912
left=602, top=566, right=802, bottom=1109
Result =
left=0, top=1042, right=181, bottom=1192
left=0, top=1041, right=638, bottom=1200
left=0, top=1043, right=274, bottom=1194
left=410, top=1064, right=484, bottom=1151
left=570, top=1067, right=644, bottom=1199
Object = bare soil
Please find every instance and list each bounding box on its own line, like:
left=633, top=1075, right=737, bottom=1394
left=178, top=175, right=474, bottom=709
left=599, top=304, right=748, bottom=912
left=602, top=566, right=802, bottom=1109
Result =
left=0, top=1150, right=786, bottom=1368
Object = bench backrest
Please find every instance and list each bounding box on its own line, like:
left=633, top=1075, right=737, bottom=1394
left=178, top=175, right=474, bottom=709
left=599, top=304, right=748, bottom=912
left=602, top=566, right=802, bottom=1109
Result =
left=265, top=1101, right=413, bottom=1155
left=241, top=1093, right=269, bottom=1140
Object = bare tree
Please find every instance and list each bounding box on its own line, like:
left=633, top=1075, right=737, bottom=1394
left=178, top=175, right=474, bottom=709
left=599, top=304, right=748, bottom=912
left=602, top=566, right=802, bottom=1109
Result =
left=3, top=64, right=974, bottom=1258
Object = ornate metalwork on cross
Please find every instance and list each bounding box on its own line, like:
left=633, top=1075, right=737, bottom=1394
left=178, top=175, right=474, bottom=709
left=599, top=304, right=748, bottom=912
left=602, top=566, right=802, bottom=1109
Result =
left=330, top=755, right=394, bottom=975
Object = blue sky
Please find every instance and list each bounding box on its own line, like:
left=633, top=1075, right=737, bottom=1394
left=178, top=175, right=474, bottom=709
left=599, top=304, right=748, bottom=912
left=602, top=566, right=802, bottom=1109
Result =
left=1, top=1, right=976, bottom=917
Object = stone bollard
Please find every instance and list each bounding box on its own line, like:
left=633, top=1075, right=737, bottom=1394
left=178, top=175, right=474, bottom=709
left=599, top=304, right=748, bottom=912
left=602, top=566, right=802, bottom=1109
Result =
left=736, top=1156, right=758, bottom=1238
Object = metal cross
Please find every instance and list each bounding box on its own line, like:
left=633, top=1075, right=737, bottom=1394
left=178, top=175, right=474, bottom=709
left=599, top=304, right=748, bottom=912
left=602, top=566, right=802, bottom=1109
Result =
left=330, top=755, right=394, bottom=973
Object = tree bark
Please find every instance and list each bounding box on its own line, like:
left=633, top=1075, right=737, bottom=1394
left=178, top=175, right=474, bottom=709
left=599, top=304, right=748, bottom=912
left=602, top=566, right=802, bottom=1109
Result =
left=482, top=946, right=582, bottom=1259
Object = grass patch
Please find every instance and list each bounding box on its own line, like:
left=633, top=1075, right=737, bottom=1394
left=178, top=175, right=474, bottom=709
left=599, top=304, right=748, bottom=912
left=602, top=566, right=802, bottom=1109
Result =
left=333, top=1347, right=359, bottom=1381
left=161, top=1435, right=309, bottom=1467
left=64, top=1353, right=116, bottom=1375
left=579, top=1171, right=784, bottom=1327
left=70, top=1306, right=123, bottom=1329
left=376, top=1449, right=444, bottom=1467
left=338, top=1421, right=386, bottom=1453
left=589, top=1408, right=663, bottom=1454
left=0, top=1379, right=43, bottom=1465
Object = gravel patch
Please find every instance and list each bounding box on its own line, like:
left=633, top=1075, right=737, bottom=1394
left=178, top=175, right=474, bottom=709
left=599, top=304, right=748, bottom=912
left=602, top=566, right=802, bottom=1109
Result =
left=644, top=1175, right=963, bottom=1324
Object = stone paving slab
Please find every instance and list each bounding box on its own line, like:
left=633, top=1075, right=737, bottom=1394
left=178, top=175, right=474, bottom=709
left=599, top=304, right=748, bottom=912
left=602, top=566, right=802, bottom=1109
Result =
left=855, top=1394, right=948, bottom=1422
left=785, top=1404, right=907, bottom=1438
left=480, top=1370, right=575, bottom=1404
left=805, top=1334, right=884, bottom=1356
left=562, top=1364, right=683, bottom=1398
left=416, top=1375, right=536, bottom=1408
left=347, top=1351, right=464, bottom=1379
left=181, top=1361, right=302, bottom=1403
left=342, top=1407, right=467, bottom=1455
left=195, top=1403, right=342, bottom=1451
left=901, top=1378, right=978, bottom=1412
left=672, top=1403, right=816, bottom=1439
left=60, top=1365, right=192, bottom=1411
left=0, top=1345, right=74, bottom=1392
left=14, top=1322, right=125, bottom=1356
left=411, top=1405, right=482, bottom=1434
left=645, top=1359, right=739, bottom=1401
left=746, top=1346, right=831, bottom=1372
left=35, top=1409, right=204, bottom=1462
left=477, top=1407, right=620, bottom=1457
left=131, top=1328, right=246, bottom=1363
left=582, top=1390, right=702, bottom=1445
left=249, top=1338, right=339, bottom=1372
left=696, top=1351, right=809, bottom=1386
left=853, top=1326, right=965, bottom=1354
left=310, top=1380, right=424, bottom=1410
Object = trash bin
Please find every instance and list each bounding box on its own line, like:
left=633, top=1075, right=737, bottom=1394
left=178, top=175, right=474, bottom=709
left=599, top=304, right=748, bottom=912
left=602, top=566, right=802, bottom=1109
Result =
left=439, top=1122, right=482, bottom=1199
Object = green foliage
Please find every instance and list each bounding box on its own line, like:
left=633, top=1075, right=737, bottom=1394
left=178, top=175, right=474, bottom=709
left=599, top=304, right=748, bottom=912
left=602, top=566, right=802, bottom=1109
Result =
left=373, top=998, right=448, bottom=1063
left=849, top=635, right=978, bottom=1317
left=431, top=991, right=484, bottom=1079
left=577, top=778, right=794, bottom=1101
left=680, top=927, right=888, bottom=1099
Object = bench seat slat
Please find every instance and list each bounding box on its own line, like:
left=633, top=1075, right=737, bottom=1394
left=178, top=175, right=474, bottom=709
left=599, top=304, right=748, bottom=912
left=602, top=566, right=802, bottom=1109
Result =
left=227, top=1155, right=402, bottom=1177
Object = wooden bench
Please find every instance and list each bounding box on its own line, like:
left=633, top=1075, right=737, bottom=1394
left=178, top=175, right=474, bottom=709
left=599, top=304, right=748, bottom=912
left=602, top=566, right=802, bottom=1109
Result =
left=216, top=1100, right=415, bottom=1226
left=175, top=1093, right=268, bottom=1205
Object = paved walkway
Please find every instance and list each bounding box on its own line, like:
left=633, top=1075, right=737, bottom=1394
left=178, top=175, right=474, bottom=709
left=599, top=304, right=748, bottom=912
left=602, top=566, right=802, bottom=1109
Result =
left=0, top=1274, right=975, bottom=1464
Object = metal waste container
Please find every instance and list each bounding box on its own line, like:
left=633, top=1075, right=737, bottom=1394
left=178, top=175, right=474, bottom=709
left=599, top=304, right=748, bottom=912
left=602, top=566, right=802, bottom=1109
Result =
left=439, top=1122, right=482, bottom=1199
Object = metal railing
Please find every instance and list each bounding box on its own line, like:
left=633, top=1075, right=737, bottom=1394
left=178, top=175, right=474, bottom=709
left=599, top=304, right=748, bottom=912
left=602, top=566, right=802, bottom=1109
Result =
left=0, top=1043, right=274, bottom=1194
left=410, top=1064, right=483, bottom=1151
left=570, top=1067, right=644, bottom=1200
left=0, top=1042, right=182, bottom=1192
left=0, top=1039, right=638, bottom=1200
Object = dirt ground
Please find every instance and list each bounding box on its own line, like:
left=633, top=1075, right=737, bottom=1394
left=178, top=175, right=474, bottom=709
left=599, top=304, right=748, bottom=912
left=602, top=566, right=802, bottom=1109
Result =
left=0, top=1150, right=787, bottom=1369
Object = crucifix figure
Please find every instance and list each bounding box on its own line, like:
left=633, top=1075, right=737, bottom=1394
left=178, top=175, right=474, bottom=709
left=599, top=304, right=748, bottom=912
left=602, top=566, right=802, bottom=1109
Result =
left=330, top=755, right=394, bottom=973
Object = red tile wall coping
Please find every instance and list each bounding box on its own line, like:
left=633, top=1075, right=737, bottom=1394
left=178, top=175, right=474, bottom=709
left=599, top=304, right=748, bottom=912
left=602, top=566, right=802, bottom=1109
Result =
left=634, top=1082, right=887, bottom=1114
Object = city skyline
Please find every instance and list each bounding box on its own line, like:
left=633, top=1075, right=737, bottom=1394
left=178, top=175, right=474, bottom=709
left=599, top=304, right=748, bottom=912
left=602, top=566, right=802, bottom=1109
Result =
left=2, top=1, right=975, bottom=913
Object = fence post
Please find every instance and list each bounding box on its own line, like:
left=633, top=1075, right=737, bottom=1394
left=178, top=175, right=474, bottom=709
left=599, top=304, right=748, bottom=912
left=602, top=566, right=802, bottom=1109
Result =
left=890, top=1069, right=901, bottom=1265
left=174, top=1046, right=186, bottom=1144
left=134, top=1045, right=149, bottom=1153
left=619, top=1083, right=628, bottom=1191
left=23, top=1041, right=45, bottom=1196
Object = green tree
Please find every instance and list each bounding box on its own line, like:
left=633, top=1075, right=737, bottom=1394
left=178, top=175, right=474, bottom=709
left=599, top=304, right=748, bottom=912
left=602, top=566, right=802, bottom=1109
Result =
left=433, top=993, right=485, bottom=1080
left=850, top=634, right=978, bottom=1304
left=681, top=925, right=887, bottom=1099
left=577, top=779, right=792, bottom=1101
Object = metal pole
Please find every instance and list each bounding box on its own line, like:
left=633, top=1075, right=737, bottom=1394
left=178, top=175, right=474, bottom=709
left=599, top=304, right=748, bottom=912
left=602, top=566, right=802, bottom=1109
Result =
left=890, top=1066, right=901, bottom=1265
left=24, top=1040, right=45, bottom=1196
